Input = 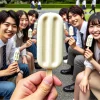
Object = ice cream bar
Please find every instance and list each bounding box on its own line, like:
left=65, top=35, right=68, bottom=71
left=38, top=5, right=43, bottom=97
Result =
left=69, top=26, right=74, bottom=36
left=34, top=20, right=38, bottom=29
left=28, top=28, right=32, bottom=39
left=37, top=12, right=63, bottom=76
left=13, top=49, right=20, bottom=61
left=63, top=22, right=66, bottom=30
left=86, top=34, right=93, bottom=48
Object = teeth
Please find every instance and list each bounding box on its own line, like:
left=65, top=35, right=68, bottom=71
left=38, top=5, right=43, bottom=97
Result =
left=73, top=20, right=77, bottom=24
left=74, top=20, right=77, bottom=22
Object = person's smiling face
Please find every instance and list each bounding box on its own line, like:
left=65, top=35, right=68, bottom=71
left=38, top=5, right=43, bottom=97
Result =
left=62, top=14, right=68, bottom=22
left=0, top=17, right=17, bottom=42
left=19, top=14, right=29, bottom=30
left=68, top=12, right=84, bottom=30
left=28, top=14, right=37, bottom=25
left=89, top=21, right=100, bottom=40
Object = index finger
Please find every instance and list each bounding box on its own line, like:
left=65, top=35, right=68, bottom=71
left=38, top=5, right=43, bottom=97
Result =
left=11, top=62, right=18, bottom=66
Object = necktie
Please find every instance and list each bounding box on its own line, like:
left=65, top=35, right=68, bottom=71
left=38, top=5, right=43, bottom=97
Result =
left=80, top=33, right=84, bottom=48
left=2, top=45, right=7, bottom=69
left=1, top=45, right=7, bottom=81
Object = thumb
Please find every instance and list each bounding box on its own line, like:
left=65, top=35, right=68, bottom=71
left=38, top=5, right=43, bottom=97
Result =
left=33, top=76, right=53, bottom=100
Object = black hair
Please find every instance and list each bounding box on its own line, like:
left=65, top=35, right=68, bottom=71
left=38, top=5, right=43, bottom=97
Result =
left=0, top=10, right=19, bottom=29
left=28, top=10, right=39, bottom=19
left=68, top=5, right=85, bottom=21
left=16, top=10, right=29, bottom=42
left=85, top=12, right=100, bottom=59
left=59, top=8, right=68, bottom=17
left=34, top=0, right=38, bottom=3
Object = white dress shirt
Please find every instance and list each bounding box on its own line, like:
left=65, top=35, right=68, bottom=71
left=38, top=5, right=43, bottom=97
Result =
left=82, top=0, right=86, bottom=7
left=0, top=39, right=18, bottom=69
left=31, top=1, right=35, bottom=5
left=76, top=0, right=80, bottom=6
left=92, top=0, right=96, bottom=6
left=76, top=21, right=88, bottom=48
left=38, top=1, right=41, bottom=5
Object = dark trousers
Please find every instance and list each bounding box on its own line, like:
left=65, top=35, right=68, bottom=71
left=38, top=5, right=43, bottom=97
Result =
left=89, top=5, right=95, bottom=13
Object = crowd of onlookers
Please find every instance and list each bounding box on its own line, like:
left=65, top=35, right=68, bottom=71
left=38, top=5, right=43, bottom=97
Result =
left=31, top=0, right=42, bottom=12
left=0, top=2, right=100, bottom=100
left=76, top=0, right=96, bottom=14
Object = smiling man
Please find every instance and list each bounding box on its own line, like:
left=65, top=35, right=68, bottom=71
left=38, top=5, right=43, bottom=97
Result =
left=61, top=5, right=88, bottom=92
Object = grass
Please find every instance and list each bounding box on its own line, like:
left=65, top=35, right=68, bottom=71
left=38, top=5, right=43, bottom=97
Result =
left=0, top=8, right=99, bottom=21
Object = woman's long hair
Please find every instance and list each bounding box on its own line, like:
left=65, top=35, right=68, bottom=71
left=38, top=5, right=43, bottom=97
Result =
left=85, top=12, right=100, bottom=59
left=16, top=10, right=29, bottom=42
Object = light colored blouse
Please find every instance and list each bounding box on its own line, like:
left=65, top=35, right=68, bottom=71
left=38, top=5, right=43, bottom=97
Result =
left=12, top=31, right=26, bottom=56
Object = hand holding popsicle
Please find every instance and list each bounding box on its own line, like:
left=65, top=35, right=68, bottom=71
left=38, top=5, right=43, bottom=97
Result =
left=28, top=28, right=33, bottom=39
left=84, top=48, right=93, bottom=61
left=34, top=20, right=38, bottom=29
left=86, top=34, right=93, bottom=48
left=37, top=12, right=63, bottom=76
left=84, top=34, right=93, bottom=61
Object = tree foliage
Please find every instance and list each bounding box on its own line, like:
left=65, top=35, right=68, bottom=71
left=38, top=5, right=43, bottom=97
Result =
left=6, top=0, right=100, bottom=4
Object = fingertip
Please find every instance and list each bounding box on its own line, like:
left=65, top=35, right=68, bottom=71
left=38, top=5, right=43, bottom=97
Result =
left=53, top=76, right=62, bottom=86
left=43, top=76, right=53, bottom=86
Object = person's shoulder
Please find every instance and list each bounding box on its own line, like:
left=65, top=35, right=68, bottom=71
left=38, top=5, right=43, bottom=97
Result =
left=83, top=21, right=88, bottom=25
left=8, top=38, right=15, bottom=43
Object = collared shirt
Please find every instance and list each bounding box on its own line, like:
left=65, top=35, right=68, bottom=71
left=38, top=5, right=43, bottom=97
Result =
left=76, top=21, right=88, bottom=48
left=31, top=1, right=35, bottom=5
left=76, top=0, right=80, bottom=6
left=84, top=42, right=100, bottom=69
left=38, top=1, right=41, bottom=5
left=82, top=0, right=86, bottom=7
left=12, top=31, right=26, bottom=56
left=0, top=39, right=17, bottom=69
left=92, top=0, right=96, bottom=5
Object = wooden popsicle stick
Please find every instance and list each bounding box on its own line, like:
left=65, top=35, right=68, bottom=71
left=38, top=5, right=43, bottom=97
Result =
left=46, top=69, right=52, bottom=76
left=87, top=47, right=89, bottom=49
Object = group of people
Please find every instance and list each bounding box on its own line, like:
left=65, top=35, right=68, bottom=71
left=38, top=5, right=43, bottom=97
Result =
left=76, top=0, right=96, bottom=14
left=0, top=4, right=100, bottom=100
left=59, top=5, right=100, bottom=100
left=0, top=9, right=41, bottom=99
left=31, top=0, right=42, bottom=11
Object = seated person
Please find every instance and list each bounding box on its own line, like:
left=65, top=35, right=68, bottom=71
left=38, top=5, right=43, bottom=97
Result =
left=0, top=10, right=29, bottom=100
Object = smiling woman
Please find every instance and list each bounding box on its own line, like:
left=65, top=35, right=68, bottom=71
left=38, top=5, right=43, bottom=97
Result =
left=74, top=12, right=100, bottom=100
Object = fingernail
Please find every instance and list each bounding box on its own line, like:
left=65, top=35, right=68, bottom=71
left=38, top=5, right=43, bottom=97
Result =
left=43, top=76, right=53, bottom=86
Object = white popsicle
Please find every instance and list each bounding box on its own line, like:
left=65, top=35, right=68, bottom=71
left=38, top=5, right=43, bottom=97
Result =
left=86, top=34, right=93, bottom=48
left=63, top=22, right=66, bottom=30
left=37, top=12, right=63, bottom=76
left=13, top=49, right=20, bottom=61
left=34, top=20, right=38, bottom=29
left=69, top=26, right=74, bottom=36
left=28, top=28, right=32, bottom=39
